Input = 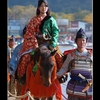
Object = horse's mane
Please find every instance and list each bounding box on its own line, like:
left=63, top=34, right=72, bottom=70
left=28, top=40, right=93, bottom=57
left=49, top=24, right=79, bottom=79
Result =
left=31, top=48, right=40, bottom=65
left=31, top=44, right=57, bottom=66
left=32, top=48, right=54, bottom=69
left=40, top=50, right=54, bottom=70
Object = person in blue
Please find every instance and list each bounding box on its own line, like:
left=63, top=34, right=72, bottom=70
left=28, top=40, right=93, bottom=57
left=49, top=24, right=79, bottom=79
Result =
left=8, top=35, right=17, bottom=95
left=9, top=26, right=27, bottom=76
left=8, top=26, right=27, bottom=96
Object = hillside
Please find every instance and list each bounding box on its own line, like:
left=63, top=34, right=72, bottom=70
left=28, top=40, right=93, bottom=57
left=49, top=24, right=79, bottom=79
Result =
left=8, top=0, right=92, bottom=13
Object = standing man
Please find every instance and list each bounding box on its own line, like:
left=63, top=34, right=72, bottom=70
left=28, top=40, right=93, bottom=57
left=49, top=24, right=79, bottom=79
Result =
left=57, top=28, right=93, bottom=100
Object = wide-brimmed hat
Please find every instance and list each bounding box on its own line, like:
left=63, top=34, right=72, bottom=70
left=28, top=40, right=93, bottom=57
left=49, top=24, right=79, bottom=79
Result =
left=9, top=35, right=15, bottom=42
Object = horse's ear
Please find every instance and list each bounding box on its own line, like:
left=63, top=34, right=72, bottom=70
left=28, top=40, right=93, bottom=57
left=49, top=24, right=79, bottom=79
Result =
left=51, top=50, right=57, bottom=56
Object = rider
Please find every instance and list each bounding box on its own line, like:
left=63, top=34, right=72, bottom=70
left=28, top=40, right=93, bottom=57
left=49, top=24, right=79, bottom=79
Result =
left=37, top=12, right=64, bottom=70
left=17, top=0, right=63, bottom=99
left=17, top=0, right=63, bottom=79
left=56, top=28, right=93, bottom=100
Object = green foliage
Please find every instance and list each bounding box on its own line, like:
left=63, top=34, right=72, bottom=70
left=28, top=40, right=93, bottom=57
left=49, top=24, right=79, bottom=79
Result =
left=83, top=13, right=93, bottom=23
left=73, top=10, right=91, bottom=21
left=8, top=0, right=92, bottom=13
left=51, top=12, right=59, bottom=19
left=8, top=5, right=92, bottom=24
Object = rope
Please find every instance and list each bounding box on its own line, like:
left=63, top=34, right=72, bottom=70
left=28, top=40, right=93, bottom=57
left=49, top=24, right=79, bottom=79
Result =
left=8, top=91, right=34, bottom=100
left=8, top=83, right=67, bottom=100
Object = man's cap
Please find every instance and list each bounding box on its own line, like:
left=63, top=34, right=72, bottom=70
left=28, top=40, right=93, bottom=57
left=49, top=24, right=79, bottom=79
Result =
left=75, top=28, right=88, bottom=42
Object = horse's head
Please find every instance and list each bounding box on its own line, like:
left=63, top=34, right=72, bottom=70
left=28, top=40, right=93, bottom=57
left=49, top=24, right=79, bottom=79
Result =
left=39, top=46, right=57, bottom=87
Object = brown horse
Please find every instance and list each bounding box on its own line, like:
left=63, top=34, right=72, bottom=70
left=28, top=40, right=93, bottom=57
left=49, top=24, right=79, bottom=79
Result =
left=25, top=44, right=60, bottom=100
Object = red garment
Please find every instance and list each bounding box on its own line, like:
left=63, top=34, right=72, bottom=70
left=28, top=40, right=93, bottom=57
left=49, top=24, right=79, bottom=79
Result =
left=55, top=53, right=64, bottom=70
left=17, top=15, right=43, bottom=77
left=17, top=53, right=31, bottom=77
left=19, top=15, right=43, bottom=55
left=56, top=83, right=62, bottom=100
left=21, top=85, right=28, bottom=100
left=63, top=48, right=92, bottom=56
left=25, top=57, right=62, bottom=99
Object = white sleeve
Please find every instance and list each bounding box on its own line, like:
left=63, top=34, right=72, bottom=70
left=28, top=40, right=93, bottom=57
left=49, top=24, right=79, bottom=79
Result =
left=56, top=53, right=73, bottom=76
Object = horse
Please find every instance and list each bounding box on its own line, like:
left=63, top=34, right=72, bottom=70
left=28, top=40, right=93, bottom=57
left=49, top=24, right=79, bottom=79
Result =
left=25, top=44, right=61, bottom=100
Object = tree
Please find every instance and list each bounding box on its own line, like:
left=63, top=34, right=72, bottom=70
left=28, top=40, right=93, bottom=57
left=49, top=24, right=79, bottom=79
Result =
left=83, top=13, right=92, bottom=24
left=74, top=9, right=90, bottom=21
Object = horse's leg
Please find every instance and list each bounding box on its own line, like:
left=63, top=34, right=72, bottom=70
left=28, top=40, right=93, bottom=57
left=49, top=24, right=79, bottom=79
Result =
left=34, top=97, right=40, bottom=100
left=47, top=96, right=54, bottom=100
left=41, top=97, right=46, bottom=100
left=9, top=75, right=16, bottom=94
left=16, top=81, right=23, bottom=96
left=15, top=79, right=18, bottom=95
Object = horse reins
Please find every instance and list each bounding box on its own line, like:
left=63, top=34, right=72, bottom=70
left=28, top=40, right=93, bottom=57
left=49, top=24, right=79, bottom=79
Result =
left=54, top=83, right=69, bottom=100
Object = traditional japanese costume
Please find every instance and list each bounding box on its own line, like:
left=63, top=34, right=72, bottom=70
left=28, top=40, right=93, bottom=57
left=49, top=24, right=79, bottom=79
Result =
left=57, top=28, right=93, bottom=100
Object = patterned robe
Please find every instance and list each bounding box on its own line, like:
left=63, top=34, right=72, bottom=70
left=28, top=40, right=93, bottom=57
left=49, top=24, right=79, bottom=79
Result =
left=17, top=15, right=43, bottom=77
